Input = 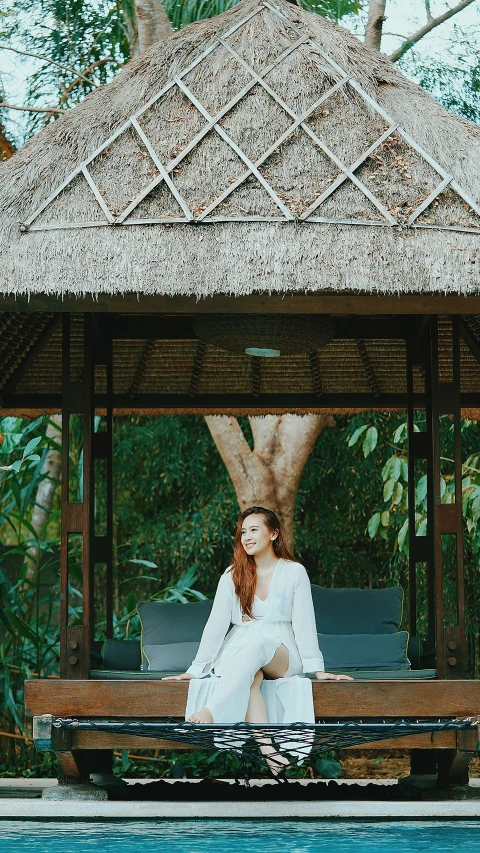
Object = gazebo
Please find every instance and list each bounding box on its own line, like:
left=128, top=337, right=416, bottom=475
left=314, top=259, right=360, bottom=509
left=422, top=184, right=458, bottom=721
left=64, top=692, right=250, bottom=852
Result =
left=1, top=0, right=479, bottom=787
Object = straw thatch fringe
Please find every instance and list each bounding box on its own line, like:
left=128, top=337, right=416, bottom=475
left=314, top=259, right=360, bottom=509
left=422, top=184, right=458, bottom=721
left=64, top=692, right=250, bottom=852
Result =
left=0, top=0, right=478, bottom=298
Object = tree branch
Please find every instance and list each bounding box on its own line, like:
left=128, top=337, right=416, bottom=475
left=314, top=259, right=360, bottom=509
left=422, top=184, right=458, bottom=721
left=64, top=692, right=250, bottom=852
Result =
left=0, top=44, right=111, bottom=88
left=249, top=415, right=281, bottom=466
left=0, top=102, right=64, bottom=114
left=205, top=415, right=275, bottom=510
left=389, top=0, right=477, bottom=63
left=0, top=55, right=118, bottom=116
left=59, top=58, right=118, bottom=102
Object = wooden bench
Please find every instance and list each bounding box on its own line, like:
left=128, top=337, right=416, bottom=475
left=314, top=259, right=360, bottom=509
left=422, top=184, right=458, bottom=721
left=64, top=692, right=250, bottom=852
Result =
left=26, top=678, right=480, bottom=786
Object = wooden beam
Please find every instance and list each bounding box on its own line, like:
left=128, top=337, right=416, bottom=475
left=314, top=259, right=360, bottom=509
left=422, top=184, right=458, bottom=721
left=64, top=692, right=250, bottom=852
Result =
left=24, top=678, right=480, bottom=720
left=5, top=293, right=480, bottom=316
left=6, top=392, right=480, bottom=414
left=110, top=316, right=409, bottom=341
left=5, top=392, right=428, bottom=410
left=66, top=728, right=459, bottom=752
left=113, top=317, right=196, bottom=340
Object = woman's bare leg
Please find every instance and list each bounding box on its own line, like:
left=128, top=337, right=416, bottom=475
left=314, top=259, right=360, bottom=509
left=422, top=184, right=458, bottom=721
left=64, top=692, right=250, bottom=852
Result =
left=245, top=669, right=268, bottom=723
left=250, top=645, right=290, bottom=775
left=262, top=644, right=289, bottom=680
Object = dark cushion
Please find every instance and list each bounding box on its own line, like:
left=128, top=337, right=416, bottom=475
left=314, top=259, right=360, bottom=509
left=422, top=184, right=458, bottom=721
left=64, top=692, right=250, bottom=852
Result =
left=90, top=669, right=181, bottom=680
left=311, top=586, right=403, bottom=634
left=137, top=599, right=212, bottom=667
left=101, top=639, right=141, bottom=672
left=142, top=641, right=199, bottom=672
left=317, top=631, right=410, bottom=671
left=407, top=635, right=422, bottom=670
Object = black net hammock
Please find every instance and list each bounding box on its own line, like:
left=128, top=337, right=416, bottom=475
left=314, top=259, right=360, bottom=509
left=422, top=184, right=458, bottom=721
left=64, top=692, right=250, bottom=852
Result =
left=53, top=717, right=478, bottom=779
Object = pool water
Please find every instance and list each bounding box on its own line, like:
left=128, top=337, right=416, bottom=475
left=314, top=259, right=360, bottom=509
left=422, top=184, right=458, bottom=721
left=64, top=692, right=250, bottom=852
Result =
left=0, top=821, right=479, bottom=853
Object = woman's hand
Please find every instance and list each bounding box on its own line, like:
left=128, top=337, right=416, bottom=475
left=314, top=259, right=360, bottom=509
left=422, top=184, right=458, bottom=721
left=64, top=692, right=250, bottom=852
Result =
left=315, top=671, right=354, bottom=682
left=161, top=673, right=195, bottom=681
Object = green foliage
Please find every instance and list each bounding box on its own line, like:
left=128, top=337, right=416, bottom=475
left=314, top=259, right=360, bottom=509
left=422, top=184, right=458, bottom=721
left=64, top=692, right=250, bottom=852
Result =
left=347, top=412, right=480, bottom=651
left=163, top=0, right=239, bottom=30
left=0, top=417, right=63, bottom=750
left=295, top=413, right=406, bottom=593
left=462, top=447, right=480, bottom=557
left=315, top=753, right=341, bottom=779
left=148, top=0, right=361, bottom=32
left=1, top=0, right=130, bottom=137
left=400, top=24, right=480, bottom=126
left=348, top=413, right=465, bottom=557
left=113, top=415, right=238, bottom=601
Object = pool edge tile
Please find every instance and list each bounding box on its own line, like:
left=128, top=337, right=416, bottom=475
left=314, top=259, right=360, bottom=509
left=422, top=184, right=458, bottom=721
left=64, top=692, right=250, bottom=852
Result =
left=1, top=800, right=480, bottom=820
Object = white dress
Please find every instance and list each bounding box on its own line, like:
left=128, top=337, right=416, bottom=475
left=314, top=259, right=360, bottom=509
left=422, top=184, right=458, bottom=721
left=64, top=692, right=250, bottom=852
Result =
left=185, top=559, right=324, bottom=729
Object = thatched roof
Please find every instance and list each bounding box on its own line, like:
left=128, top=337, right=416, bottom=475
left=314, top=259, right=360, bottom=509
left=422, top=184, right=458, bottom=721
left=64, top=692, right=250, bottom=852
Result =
left=0, top=0, right=479, bottom=299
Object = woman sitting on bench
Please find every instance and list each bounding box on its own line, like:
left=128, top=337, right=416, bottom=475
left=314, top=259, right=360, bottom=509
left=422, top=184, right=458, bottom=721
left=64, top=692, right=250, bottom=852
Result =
left=163, top=506, right=351, bottom=772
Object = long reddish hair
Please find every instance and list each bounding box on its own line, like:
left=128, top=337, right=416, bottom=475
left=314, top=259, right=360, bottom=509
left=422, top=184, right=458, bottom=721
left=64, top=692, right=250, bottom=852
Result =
left=229, top=507, right=294, bottom=618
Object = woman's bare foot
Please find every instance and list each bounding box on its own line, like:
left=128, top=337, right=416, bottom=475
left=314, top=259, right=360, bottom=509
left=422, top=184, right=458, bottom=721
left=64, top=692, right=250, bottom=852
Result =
left=186, top=706, right=213, bottom=724
left=259, top=743, right=290, bottom=776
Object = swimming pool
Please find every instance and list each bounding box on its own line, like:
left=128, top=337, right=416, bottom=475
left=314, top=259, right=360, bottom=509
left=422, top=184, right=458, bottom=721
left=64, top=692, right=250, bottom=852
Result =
left=0, top=821, right=479, bottom=853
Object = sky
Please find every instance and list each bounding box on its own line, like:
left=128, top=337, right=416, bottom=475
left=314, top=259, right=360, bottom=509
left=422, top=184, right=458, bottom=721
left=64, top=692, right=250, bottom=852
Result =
left=1, top=0, right=479, bottom=146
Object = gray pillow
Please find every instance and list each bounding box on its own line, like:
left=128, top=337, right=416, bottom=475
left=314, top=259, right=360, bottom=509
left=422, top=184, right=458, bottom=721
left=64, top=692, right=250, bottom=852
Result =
left=142, top=641, right=199, bottom=672
left=317, top=632, right=410, bottom=671
left=137, top=599, right=212, bottom=667
left=311, top=586, right=403, bottom=634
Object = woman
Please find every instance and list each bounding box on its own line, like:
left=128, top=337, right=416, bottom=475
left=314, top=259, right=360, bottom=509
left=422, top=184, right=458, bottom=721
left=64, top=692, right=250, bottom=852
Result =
left=163, top=506, right=352, bottom=772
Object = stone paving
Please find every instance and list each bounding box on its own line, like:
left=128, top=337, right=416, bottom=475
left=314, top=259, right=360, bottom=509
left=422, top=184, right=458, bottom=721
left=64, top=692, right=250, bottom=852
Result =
left=1, top=778, right=480, bottom=819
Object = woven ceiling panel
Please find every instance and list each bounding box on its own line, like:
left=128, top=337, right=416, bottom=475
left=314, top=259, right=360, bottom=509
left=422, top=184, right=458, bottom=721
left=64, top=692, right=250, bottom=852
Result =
left=4, top=314, right=480, bottom=411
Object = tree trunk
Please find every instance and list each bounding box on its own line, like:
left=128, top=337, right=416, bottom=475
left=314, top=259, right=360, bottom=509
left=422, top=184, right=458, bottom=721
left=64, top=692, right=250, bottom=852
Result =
left=134, top=0, right=173, bottom=55
left=364, top=0, right=387, bottom=51
left=205, top=414, right=334, bottom=549
left=24, top=415, right=62, bottom=585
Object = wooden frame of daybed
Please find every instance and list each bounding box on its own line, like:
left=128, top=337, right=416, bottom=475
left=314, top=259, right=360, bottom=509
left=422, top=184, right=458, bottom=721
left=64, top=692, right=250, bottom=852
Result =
left=10, top=290, right=478, bottom=787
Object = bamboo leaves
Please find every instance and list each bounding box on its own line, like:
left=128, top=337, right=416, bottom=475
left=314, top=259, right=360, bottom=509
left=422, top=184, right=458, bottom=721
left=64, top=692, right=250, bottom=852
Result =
left=347, top=423, right=378, bottom=457
left=0, top=417, right=62, bottom=746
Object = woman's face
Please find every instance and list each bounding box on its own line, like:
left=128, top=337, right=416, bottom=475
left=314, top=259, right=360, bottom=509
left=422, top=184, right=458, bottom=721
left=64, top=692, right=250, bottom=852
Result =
left=240, top=514, right=278, bottom=558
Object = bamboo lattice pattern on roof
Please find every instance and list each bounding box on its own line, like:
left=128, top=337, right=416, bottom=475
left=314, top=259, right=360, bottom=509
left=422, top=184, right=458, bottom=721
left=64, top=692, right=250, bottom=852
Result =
left=23, top=1, right=480, bottom=236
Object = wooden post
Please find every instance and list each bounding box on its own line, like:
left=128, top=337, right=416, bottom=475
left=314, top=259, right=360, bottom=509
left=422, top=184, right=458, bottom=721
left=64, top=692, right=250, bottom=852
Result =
left=91, top=315, right=114, bottom=639
left=60, top=314, right=93, bottom=679
left=407, top=318, right=435, bottom=656
left=430, top=317, right=466, bottom=679
left=408, top=317, right=467, bottom=783
left=408, top=316, right=466, bottom=677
